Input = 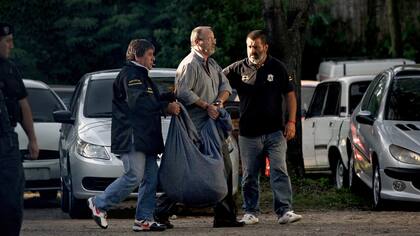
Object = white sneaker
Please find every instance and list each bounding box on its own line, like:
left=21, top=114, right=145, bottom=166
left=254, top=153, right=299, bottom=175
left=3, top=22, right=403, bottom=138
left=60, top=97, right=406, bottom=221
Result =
left=87, top=197, right=108, bottom=229
left=240, top=213, right=259, bottom=225
left=278, top=211, right=302, bottom=224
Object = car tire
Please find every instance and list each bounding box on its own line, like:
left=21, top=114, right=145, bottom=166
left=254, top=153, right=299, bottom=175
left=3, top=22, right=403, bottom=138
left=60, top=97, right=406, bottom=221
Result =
left=372, top=163, right=384, bottom=210
left=68, top=176, right=90, bottom=219
left=348, top=149, right=363, bottom=192
left=60, top=179, right=69, bottom=213
left=39, top=190, right=58, bottom=200
left=334, top=158, right=349, bottom=189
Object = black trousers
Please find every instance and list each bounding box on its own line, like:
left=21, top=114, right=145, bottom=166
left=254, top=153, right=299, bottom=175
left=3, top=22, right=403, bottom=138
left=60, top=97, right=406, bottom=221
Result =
left=155, top=141, right=238, bottom=222
left=0, top=132, right=24, bottom=236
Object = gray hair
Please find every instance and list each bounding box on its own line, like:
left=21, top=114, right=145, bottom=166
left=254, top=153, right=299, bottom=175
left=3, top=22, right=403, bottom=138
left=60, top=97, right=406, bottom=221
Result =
left=190, top=26, right=212, bottom=46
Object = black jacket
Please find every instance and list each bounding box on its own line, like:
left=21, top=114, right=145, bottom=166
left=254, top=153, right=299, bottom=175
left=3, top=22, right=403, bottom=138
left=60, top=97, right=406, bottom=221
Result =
left=111, top=62, right=175, bottom=155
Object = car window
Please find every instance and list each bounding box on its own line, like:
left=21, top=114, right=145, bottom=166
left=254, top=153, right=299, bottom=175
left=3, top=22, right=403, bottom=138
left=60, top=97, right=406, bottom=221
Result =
left=323, top=83, right=340, bottom=116
left=84, top=79, right=114, bottom=117
left=26, top=88, right=65, bottom=122
left=307, top=84, right=328, bottom=117
left=386, top=76, right=420, bottom=121
left=349, top=81, right=371, bottom=114
left=301, top=86, right=316, bottom=111
left=70, top=80, right=84, bottom=115
left=365, top=75, right=388, bottom=117
left=83, top=76, right=175, bottom=118
left=152, top=77, right=175, bottom=94
left=361, top=74, right=382, bottom=110
left=54, top=89, right=74, bottom=108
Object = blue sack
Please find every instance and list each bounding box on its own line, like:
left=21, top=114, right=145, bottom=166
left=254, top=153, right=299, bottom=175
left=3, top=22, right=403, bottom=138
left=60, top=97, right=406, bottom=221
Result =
left=158, top=104, right=231, bottom=207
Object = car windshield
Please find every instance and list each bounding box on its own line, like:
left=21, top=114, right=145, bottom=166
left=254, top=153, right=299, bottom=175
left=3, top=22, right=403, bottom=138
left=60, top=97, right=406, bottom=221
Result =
left=386, top=76, right=420, bottom=121
left=84, top=77, right=174, bottom=118
left=301, top=86, right=316, bottom=111
left=349, top=81, right=371, bottom=114
left=27, top=88, right=65, bottom=122
left=53, top=88, right=74, bottom=108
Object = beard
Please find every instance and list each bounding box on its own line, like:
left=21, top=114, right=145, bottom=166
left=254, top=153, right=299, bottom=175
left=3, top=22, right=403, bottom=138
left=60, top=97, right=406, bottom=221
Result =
left=248, top=52, right=266, bottom=65
left=203, top=46, right=216, bottom=56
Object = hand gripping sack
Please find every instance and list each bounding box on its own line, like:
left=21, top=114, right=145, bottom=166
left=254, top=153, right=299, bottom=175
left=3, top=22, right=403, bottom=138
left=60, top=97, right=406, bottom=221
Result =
left=158, top=105, right=231, bottom=207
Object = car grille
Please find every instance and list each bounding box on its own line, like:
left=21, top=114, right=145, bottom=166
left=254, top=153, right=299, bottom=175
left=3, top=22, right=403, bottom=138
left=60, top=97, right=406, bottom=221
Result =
left=21, top=150, right=59, bottom=160
left=82, top=177, right=138, bottom=192
left=25, top=179, right=60, bottom=190
left=412, top=180, right=420, bottom=191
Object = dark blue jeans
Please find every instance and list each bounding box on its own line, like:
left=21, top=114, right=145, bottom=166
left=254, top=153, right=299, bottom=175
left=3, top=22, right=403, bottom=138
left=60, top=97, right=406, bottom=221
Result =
left=0, top=132, right=24, bottom=236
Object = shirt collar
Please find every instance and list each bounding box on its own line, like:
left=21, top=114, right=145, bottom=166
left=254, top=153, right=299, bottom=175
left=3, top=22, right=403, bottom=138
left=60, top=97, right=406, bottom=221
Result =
left=130, top=61, right=149, bottom=71
left=192, top=48, right=204, bottom=58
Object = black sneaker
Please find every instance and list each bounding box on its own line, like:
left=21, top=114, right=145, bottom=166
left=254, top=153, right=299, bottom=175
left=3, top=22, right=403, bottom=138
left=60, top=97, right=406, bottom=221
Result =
left=132, top=220, right=166, bottom=232
left=155, top=216, right=174, bottom=229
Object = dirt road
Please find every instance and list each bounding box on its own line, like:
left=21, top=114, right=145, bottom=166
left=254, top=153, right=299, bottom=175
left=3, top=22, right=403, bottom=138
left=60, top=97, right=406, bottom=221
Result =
left=22, top=206, right=420, bottom=236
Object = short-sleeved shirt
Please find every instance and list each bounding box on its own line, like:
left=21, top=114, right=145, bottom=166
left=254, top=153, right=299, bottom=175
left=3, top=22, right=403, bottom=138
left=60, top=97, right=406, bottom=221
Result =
left=0, top=58, right=27, bottom=126
left=223, top=56, right=294, bottom=137
left=175, top=50, right=232, bottom=130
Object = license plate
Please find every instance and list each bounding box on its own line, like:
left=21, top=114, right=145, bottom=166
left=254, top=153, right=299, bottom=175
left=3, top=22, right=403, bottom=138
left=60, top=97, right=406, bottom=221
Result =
left=24, top=168, right=50, bottom=180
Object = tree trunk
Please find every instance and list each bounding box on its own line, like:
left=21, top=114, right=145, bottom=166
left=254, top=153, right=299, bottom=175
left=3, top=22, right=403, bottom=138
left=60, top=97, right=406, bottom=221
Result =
left=386, top=0, right=402, bottom=57
left=262, top=0, right=313, bottom=177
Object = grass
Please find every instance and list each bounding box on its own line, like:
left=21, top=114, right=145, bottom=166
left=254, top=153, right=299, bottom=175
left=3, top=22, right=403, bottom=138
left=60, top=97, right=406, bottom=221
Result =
left=257, top=175, right=371, bottom=213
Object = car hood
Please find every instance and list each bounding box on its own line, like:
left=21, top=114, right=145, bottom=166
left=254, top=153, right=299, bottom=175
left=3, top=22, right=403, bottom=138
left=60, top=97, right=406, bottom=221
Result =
left=16, top=123, right=61, bottom=151
left=78, top=117, right=172, bottom=147
left=383, top=120, right=420, bottom=151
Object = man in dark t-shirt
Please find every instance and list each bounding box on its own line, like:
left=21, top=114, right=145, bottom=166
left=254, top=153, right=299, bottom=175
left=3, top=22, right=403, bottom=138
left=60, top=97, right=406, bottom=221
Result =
left=223, top=30, right=301, bottom=225
left=0, top=22, right=39, bottom=236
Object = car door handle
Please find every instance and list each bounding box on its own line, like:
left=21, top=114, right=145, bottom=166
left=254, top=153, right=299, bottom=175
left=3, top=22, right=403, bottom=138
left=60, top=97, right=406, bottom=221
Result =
left=329, top=121, right=333, bottom=127
left=312, top=122, right=315, bottom=128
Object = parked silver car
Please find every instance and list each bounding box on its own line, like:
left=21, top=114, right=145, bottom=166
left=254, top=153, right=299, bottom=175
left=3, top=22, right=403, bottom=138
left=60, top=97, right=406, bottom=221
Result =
left=348, top=65, right=420, bottom=209
left=53, top=68, right=240, bottom=218
left=16, top=79, right=66, bottom=199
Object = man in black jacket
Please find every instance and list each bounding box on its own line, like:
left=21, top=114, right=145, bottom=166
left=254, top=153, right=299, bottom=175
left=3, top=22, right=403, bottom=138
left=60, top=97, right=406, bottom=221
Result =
left=87, top=39, right=180, bottom=232
left=0, top=22, right=39, bottom=236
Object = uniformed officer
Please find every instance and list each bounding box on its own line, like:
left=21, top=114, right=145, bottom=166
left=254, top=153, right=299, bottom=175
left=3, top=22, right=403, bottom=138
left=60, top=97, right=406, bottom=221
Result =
left=0, top=22, right=39, bottom=236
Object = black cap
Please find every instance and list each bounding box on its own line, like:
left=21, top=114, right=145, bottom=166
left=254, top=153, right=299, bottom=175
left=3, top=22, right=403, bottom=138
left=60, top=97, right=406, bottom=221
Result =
left=0, top=23, right=14, bottom=37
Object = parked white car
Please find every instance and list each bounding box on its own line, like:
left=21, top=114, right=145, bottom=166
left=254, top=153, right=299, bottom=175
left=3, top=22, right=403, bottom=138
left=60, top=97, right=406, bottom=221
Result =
left=316, top=58, right=415, bottom=81
left=53, top=68, right=240, bottom=218
left=16, top=79, right=66, bottom=199
left=348, top=65, right=420, bottom=209
left=302, top=75, right=374, bottom=188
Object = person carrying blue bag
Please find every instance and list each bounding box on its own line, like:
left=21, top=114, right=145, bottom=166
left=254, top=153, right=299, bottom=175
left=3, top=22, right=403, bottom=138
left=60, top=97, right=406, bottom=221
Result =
left=155, top=26, right=244, bottom=229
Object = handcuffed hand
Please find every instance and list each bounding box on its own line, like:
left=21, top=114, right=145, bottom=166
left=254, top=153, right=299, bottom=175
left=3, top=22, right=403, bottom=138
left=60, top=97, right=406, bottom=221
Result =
left=207, top=104, right=220, bottom=120
left=167, top=102, right=181, bottom=115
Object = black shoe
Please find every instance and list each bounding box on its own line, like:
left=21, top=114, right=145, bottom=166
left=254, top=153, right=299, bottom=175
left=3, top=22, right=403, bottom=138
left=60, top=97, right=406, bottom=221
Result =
left=213, top=220, right=245, bottom=228
left=155, top=216, right=174, bottom=229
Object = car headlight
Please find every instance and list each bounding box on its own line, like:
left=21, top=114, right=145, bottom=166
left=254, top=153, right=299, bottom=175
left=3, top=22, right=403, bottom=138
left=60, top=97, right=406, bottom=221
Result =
left=76, top=139, right=110, bottom=160
left=389, top=144, right=420, bottom=165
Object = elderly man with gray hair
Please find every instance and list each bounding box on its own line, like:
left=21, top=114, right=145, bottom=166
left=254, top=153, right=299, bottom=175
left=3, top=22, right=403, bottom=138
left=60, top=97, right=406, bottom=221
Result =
left=154, top=26, right=244, bottom=228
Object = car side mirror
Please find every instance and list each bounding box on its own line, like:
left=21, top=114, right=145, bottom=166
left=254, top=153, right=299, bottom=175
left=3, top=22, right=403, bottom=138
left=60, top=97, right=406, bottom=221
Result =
left=356, top=110, right=374, bottom=126
left=53, top=110, right=74, bottom=124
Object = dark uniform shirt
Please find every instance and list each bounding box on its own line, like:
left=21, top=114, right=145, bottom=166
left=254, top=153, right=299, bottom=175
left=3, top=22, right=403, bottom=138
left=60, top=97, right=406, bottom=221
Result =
left=223, top=56, right=294, bottom=137
left=0, top=57, right=27, bottom=127
left=111, top=61, right=175, bottom=155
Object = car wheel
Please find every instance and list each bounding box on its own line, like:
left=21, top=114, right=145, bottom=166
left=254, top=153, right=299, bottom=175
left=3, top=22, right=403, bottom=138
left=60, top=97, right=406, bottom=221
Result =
left=334, top=158, right=348, bottom=189
left=60, top=179, right=69, bottom=213
left=372, top=164, right=384, bottom=210
left=39, top=190, right=58, bottom=200
left=68, top=175, right=90, bottom=219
